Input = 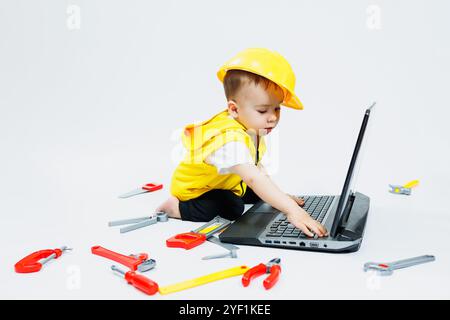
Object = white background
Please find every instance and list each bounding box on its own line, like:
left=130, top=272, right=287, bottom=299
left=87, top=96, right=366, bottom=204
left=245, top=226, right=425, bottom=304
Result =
left=0, top=0, right=449, bottom=299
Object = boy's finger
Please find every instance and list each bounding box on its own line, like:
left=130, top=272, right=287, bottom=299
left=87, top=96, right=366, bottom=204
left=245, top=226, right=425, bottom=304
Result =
left=312, top=222, right=325, bottom=236
left=293, top=195, right=304, bottom=204
left=289, top=195, right=305, bottom=207
left=318, top=224, right=328, bottom=236
left=317, top=221, right=328, bottom=236
left=299, top=224, right=314, bottom=237
left=309, top=223, right=325, bottom=237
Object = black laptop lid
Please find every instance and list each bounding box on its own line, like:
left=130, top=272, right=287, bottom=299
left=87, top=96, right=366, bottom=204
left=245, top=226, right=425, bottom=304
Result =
left=329, top=103, right=375, bottom=237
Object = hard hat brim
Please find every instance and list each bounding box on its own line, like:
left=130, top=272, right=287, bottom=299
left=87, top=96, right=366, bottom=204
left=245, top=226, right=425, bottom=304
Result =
left=282, top=93, right=304, bottom=110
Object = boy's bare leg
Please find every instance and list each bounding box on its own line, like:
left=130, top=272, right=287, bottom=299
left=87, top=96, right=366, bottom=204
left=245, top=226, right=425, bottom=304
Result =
left=156, top=195, right=181, bottom=219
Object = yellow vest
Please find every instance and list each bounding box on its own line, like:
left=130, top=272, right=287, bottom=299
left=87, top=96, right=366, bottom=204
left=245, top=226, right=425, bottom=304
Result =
left=170, top=109, right=266, bottom=201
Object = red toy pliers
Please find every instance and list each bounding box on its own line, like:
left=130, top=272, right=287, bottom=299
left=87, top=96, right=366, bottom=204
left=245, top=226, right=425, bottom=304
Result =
left=242, top=258, right=281, bottom=290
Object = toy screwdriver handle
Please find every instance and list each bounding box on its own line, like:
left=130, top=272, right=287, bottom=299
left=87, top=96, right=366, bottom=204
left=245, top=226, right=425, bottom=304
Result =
left=124, top=270, right=159, bottom=295
left=263, top=265, right=281, bottom=290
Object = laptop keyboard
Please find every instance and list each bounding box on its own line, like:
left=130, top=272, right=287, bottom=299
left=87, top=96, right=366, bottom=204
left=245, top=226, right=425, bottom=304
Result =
left=263, top=195, right=335, bottom=239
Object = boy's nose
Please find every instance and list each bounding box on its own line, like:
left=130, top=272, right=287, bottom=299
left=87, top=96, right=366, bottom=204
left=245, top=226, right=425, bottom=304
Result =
left=268, top=114, right=278, bottom=123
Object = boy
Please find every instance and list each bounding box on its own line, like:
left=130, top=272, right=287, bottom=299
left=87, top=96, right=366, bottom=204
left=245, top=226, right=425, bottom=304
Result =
left=157, top=48, right=327, bottom=238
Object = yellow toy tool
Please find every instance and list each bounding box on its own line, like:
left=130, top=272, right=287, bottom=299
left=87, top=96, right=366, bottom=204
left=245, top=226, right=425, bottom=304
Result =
left=389, top=180, right=419, bottom=195
left=158, top=265, right=249, bottom=295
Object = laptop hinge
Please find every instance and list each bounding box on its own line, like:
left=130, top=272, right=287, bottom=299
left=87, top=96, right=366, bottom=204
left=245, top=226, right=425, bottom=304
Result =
left=336, top=193, right=355, bottom=232
left=336, top=192, right=370, bottom=241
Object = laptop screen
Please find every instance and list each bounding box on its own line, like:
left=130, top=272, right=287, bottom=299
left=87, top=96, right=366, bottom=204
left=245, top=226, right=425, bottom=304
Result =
left=329, top=103, right=375, bottom=237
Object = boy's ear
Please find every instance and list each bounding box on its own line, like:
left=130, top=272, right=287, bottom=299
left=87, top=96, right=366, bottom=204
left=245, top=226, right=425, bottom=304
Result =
left=227, top=100, right=239, bottom=119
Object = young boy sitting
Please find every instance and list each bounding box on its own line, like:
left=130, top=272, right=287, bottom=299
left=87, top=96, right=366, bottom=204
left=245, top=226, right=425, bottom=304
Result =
left=156, top=48, right=327, bottom=238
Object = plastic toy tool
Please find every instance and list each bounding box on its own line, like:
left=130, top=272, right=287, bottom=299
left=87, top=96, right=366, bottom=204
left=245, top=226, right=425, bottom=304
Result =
left=364, top=255, right=435, bottom=276
left=111, top=265, right=159, bottom=295
left=109, top=212, right=169, bottom=233
left=158, top=265, right=249, bottom=295
left=166, top=216, right=231, bottom=250
left=118, top=183, right=163, bottom=199
left=389, top=179, right=419, bottom=195
left=242, top=258, right=281, bottom=290
left=91, top=245, right=156, bottom=272
left=15, top=246, right=72, bottom=273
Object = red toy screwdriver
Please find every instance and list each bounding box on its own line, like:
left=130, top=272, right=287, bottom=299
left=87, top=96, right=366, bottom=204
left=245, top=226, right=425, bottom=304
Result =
left=111, top=265, right=159, bottom=295
left=15, top=246, right=72, bottom=273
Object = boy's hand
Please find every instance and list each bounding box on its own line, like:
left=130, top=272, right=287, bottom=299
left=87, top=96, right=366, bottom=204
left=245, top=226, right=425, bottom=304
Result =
left=229, top=163, right=327, bottom=238
left=288, top=194, right=305, bottom=207
left=286, top=209, right=328, bottom=238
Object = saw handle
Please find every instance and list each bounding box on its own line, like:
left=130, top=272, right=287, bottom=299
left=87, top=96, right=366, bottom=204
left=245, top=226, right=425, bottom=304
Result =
left=166, top=232, right=206, bottom=250
left=142, top=183, right=163, bottom=192
left=91, top=246, right=147, bottom=271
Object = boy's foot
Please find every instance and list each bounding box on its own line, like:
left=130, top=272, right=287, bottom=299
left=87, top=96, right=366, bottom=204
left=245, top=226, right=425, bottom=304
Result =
left=156, top=196, right=181, bottom=219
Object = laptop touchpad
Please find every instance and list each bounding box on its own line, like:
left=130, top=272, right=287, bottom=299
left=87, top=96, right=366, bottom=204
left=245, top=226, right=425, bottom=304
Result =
left=220, top=209, right=278, bottom=241
left=253, top=202, right=279, bottom=213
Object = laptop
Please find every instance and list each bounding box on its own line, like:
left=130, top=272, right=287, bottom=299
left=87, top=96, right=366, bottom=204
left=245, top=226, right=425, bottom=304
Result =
left=219, top=103, right=375, bottom=253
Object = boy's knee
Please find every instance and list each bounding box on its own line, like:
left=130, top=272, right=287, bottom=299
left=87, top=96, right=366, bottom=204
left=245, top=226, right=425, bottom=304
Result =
left=218, top=196, right=244, bottom=221
left=178, top=190, right=245, bottom=222
left=179, top=201, right=216, bottom=222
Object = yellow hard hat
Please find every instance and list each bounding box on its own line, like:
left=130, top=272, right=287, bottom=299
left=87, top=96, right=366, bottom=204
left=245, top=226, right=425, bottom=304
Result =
left=217, top=48, right=303, bottom=110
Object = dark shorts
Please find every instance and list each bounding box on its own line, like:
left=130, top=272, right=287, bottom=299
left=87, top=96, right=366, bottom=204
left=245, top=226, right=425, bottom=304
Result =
left=179, top=187, right=261, bottom=222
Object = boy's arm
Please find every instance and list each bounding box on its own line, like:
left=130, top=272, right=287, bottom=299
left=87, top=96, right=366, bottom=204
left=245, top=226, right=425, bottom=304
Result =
left=258, top=163, right=305, bottom=207
left=257, top=162, right=269, bottom=176
left=230, top=163, right=327, bottom=237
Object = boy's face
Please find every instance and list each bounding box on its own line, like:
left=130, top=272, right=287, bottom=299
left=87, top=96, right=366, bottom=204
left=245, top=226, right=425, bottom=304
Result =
left=228, top=81, right=284, bottom=136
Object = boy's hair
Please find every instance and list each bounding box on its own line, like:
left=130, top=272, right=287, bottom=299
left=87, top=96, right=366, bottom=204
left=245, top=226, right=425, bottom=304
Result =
left=222, top=70, right=281, bottom=101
